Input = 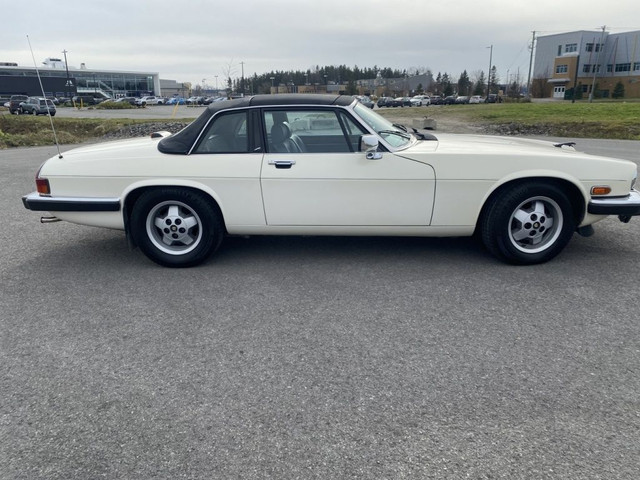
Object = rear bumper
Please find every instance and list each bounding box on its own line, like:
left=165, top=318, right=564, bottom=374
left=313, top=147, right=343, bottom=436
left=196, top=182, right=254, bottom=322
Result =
left=22, top=192, right=121, bottom=212
left=588, top=190, right=640, bottom=216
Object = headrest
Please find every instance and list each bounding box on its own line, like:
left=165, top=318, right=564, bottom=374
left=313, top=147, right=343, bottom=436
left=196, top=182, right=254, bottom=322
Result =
left=271, top=122, right=292, bottom=143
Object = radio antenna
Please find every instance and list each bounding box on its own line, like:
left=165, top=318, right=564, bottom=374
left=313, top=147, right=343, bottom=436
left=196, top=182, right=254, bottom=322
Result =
left=26, top=35, right=63, bottom=159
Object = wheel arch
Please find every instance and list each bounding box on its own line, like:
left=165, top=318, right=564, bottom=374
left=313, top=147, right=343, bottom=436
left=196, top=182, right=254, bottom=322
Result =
left=122, top=184, right=227, bottom=248
left=474, top=176, right=587, bottom=235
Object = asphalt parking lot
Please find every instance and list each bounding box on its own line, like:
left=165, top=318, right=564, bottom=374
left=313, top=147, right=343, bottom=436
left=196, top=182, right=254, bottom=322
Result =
left=2, top=137, right=640, bottom=478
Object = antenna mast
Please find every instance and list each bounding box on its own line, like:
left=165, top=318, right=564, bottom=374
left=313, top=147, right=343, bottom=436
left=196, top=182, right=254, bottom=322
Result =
left=26, top=35, right=63, bottom=159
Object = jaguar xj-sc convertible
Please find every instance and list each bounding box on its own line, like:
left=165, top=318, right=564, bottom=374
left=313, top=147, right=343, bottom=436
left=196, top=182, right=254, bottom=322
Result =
left=23, top=94, right=640, bottom=267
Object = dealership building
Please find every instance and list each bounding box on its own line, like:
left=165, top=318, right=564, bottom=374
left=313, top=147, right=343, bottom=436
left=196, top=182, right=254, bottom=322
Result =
left=534, top=30, right=640, bottom=99
left=0, top=58, right=179, bottom=99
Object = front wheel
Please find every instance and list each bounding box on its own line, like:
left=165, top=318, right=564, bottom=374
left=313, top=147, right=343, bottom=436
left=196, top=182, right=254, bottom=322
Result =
left=481, top=182, right=576, bottom=265
left=130, top=188, right=224, bottom=267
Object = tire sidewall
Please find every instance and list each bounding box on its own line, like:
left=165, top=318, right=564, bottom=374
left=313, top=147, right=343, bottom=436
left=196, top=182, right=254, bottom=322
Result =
left=130, top=188, right=222, bottom=267
left=483, top=182, right=576, bottom=265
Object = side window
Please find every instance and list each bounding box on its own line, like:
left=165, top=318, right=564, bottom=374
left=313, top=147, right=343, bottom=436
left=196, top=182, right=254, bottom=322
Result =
left=264, top=109, right=366, bottom=153
left=193, top=111, right=249, bottom=154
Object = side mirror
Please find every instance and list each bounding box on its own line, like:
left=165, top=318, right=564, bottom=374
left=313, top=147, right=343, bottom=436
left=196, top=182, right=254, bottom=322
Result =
left=361, top=134, right=382, bottom=160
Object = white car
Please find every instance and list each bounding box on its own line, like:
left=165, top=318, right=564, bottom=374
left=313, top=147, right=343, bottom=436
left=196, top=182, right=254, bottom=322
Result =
left=469, top=95, right=485, bottom=104
left=410, top=95, right=431, bottom=106
left=135, top=96, right=163, bottom=106
left=22, top=94, right=640, bottom=267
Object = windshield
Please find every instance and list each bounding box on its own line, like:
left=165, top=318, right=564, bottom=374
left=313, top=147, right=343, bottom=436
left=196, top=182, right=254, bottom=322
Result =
left=353, top=102, right=414, bottom=149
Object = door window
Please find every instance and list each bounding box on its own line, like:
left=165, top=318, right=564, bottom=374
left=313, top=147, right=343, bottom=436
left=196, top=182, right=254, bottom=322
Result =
left=264, top=109, right=366, bottom=154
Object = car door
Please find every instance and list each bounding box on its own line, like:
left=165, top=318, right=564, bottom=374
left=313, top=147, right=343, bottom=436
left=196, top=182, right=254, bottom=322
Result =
left=260, top=108, right=435, bottom=226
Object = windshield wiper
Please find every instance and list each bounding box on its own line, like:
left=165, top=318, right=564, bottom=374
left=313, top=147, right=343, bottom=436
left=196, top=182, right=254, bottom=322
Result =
left=392, top=123, right=408, bottom=132
left=378, top=129, right=411, bottom=140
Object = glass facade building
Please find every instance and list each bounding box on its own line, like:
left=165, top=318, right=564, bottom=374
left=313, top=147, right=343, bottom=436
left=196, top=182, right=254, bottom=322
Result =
left=0, top=63, right=161, bottom=99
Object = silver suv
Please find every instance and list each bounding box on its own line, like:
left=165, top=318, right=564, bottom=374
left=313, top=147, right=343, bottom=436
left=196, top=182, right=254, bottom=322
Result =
left=20, top=97, right=56, bottom=116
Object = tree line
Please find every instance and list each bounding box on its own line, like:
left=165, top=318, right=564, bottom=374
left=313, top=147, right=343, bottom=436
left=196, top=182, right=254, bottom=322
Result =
left=212, top=64, right=507, bottom=97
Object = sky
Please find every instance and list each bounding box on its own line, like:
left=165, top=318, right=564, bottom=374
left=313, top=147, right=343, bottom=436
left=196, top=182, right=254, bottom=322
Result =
left=2, top=0, right=639, bottom=87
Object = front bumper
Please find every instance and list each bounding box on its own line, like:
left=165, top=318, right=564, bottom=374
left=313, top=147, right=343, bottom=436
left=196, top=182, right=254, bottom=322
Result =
left=22, top=192, right=121, bottom=212
left=588, top=189, right=640, bottom=217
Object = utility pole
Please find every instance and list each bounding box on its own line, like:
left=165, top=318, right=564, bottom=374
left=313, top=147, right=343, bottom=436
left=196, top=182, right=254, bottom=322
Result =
left=62, top=49, right=71, bottom=100
left=589, top=25, right=607, bottom=103
left=240, top=61, right=245, bottom=97
left=526, top=31, right=535, bottom=99
left=487, top=45, right=493, bottom=97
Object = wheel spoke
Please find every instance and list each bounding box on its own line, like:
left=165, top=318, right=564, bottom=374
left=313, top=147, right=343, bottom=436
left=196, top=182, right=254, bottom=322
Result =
left=167, top=205, right=180, bottom=218
left=183, top=215, right=198, bottom=230
left=512, top=226, right=531, bottom=242
left=532, top=200, right=547, bottom=216
left=154, top=217, right=166, bottom=230
left=513, top=208, right=531, bottom=225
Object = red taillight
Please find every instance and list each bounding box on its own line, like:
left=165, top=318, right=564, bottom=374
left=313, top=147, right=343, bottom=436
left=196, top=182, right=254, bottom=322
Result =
left=36, top=177, right=51, bottom=195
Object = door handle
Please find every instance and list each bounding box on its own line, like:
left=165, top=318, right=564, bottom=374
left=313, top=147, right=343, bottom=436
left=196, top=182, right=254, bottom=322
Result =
left=268, top=159, right=296, bottom=169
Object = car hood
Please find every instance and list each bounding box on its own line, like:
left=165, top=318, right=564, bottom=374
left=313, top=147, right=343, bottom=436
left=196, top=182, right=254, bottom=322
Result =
left=404, top=133, right=582, bottom=156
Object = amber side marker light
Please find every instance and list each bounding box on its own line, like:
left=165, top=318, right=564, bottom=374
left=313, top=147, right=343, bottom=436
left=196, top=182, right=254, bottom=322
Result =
left=591, top=186, right=611, bottom=196
left=36, top=178, right=51, bottom=195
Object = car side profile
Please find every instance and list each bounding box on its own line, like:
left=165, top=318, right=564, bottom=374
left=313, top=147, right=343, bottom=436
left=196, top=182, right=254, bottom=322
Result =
left=23, top=94, right=640, bottom=267
left=19, top=97, right=56, bottom=116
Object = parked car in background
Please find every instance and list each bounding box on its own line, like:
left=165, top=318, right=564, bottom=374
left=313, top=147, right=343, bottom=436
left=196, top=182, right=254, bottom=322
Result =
left=9, top=95, right=28, bottom=114
left=22, top=94, right=640, bottom=268
left=396, top=97, right=412, bottom=107
left=376, top=97, right=391, bottom=107
left=19, top=97, right=56, bottom=116
left=410, top=95, right=430, bottom=106
left=429, top=95, right=443, bottom=105
left=443, top=95, right=457, bottom=105
left=114, top=97, right=138, bottom=105
left=72, top=96, right=101, bottom=106
left=455, top=96, right=470, bottom=104
left=166, top=97, right=186, bottom=105
left=135, top=96, right=163, bottom=106
left=187, top=96, right=205, bottom=105
left=469, top=95, right=485, bottom=104
left=355, top=95, right=374, bottom=108
left=486, top=93, right=501, bottom=103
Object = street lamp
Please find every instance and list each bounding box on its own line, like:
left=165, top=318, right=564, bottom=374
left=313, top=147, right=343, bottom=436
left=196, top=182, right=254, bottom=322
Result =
left=270, top=76, right=275, bottom=94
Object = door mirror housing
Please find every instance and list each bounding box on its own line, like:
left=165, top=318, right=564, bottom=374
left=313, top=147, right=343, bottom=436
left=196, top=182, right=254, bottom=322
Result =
left=361, top=134, right=382, bottom=160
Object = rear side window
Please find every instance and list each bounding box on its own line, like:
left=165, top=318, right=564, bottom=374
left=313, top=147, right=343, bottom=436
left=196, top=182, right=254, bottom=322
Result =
left=193, top=111, right=250, bottom=154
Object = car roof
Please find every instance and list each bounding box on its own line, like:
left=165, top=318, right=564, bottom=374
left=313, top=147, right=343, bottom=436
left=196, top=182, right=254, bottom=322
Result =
left=158, top=94, right=355, bottom=155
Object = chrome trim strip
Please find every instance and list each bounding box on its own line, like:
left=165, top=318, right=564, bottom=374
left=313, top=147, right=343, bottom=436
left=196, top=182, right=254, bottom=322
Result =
left=22, top=192, right=121, bottom=212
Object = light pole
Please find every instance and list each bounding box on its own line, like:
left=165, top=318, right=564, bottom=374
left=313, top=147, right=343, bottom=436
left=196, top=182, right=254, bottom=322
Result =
left=270, top=76, right=275, bottom=94
left=240, top=61, right=245, bottom=96
left=487, top=45, right=493, bottom=97
left=62, top=49, right=71, bottom=100
left=214, top=76, right=218, bottom=95
left=202, top=78, right=206, bottom=95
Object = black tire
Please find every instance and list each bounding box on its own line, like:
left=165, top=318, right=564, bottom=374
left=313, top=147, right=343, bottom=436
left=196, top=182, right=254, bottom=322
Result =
left=130, top=188, right=224, bottom=267
left=481, top=182, right=575, bottom=265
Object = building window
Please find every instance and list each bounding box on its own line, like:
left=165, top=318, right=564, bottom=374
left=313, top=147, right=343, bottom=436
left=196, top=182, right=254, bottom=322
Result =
left=634, top=63, right=640, bottom=71
left=607, top=64, right=613, bottom=72
left=615, top=63, right=631, bottom=72
left=585, top=43, right=602, bottom=52
left=583, top=64, right=591, bottom=73
left=556, top=65, right=568, bottom=74
left=565, top=43, right=577, bottom=53
left=557, top=45, right=562, bottom=56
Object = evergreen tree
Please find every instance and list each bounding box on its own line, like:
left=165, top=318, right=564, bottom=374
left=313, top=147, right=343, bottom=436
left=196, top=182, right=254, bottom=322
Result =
left=612, top=81, right=625, bottom=98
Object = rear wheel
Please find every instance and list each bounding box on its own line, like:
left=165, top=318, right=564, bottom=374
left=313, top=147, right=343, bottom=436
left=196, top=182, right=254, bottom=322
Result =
left=481, top=182, right=576, bottom=264
left=130, top=188, right=224, bottom=267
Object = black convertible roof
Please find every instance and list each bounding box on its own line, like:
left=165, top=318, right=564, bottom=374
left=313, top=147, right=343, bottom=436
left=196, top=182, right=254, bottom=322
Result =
left=158, top=94, right=355, bottom=154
